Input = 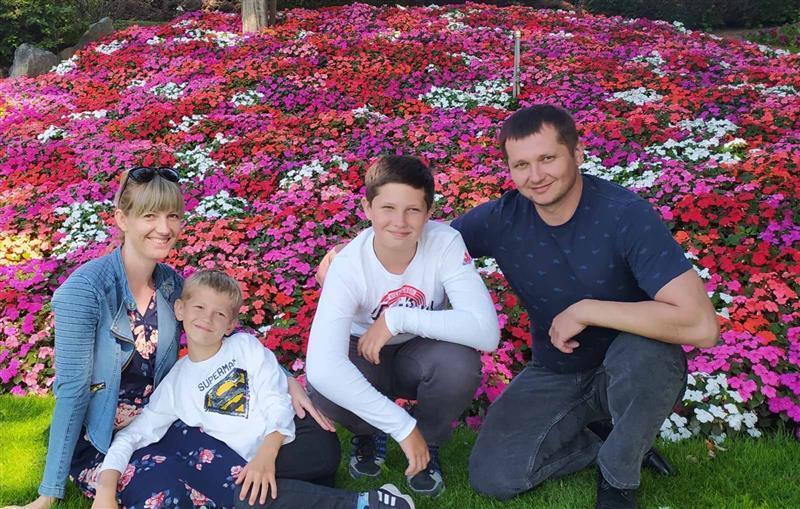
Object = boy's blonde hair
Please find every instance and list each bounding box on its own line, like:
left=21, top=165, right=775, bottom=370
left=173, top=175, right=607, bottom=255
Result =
left=114, top=169, right=185, bottom=218
left=181, top=270, right=243, bottom=316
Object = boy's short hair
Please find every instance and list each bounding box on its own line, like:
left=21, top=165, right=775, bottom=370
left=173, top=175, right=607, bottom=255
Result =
left=181, top=270, right=243, bottom=317
left=365, top=155, right=435, bottom=209
left=498, top=104, right=579, bottom=157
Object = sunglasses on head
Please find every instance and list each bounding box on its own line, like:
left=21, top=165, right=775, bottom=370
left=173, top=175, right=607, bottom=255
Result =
left=119, top=167, right=180, bottom=198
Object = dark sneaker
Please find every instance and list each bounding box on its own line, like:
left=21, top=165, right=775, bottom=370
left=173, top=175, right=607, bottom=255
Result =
left=406, top=445, right=444, bottom=497
left=368, top=484, right=415, bottom=509
left=596, top=469, right=638, bottom=509
left=349, top=433, right=386, bottom=479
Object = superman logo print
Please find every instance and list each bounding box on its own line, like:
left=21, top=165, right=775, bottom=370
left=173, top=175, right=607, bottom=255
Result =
left=205, top=368, right=249, bottom=418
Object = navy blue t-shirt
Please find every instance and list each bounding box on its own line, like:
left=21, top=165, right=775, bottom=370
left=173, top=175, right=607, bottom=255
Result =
left=452, top=174, right=691, bottom=373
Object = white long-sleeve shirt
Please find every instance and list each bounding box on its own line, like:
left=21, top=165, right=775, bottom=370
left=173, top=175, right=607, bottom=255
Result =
left=307, top=221, right=499, bottom=442
left=101, top=333, right=295, bottom=474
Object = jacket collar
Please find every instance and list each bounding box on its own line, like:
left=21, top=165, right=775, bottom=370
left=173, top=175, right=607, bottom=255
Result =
left=111, top=246, right=178, bottom=310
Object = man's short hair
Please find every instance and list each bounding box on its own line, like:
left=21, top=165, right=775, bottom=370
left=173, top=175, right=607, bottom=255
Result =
left=365, top=155, right=435, bottom=209
left=498, top=104, right=579, bottom=157
left=181, top=269, right=243, bottom=316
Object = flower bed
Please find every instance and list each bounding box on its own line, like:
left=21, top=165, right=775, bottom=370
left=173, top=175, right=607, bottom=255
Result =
left=0, top=3, right=798, bottom=439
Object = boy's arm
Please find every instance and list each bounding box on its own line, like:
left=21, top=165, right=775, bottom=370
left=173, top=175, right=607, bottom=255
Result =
left=306, top=260, right=417, bottom=443
left=383, top=234, right=500, bottom=351
left=100, top=375, right=178, bottom=475
left=247, top=336, right=296, bottom=443
left=235, top=431, right=284, bottom=505
left=93, top=470, right=120, bottom=508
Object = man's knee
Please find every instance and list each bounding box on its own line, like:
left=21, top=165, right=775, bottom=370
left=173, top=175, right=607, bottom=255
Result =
left=606, top=333, right=686, bottom=381
left=469, top=449, right=524, bottom=501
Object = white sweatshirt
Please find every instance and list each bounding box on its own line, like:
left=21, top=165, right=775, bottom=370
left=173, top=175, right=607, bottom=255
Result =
left=101, top=333, right=295, bottom=474
left=307, top=221, right=499, bottom=442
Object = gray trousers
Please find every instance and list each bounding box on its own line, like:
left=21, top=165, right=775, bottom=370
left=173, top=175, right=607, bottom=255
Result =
left=469, top=332, right=687, bottom=500
left=310, top=335, right=482, bottom=446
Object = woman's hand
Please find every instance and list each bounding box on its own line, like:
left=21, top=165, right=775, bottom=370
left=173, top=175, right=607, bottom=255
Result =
left=286, top=376, right=336, bottom=432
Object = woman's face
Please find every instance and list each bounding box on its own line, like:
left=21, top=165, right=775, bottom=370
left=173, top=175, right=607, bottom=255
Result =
left=115, top=209, right=183, bottom=262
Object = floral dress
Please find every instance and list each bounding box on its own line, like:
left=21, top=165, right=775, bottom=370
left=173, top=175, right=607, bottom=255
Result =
left=69, top=294, right=247, bottom=508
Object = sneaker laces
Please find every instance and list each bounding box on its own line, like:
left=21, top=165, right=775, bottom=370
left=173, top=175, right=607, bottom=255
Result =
left=426, top=445, right=441, bottom=473
left=351, top=434, right=377, bottom=463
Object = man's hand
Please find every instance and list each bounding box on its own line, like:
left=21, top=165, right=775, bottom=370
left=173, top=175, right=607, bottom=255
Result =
left=399, top=426, right=430, bottom=477
left=549, top=301, right=588, bottom=354
left=358, top=313, right=393, bottom=365
left=286, top=376, right=336, bottom=432
left=314, top=243, right=347, bottom=287
left=236, top=432, right=283, bottom=505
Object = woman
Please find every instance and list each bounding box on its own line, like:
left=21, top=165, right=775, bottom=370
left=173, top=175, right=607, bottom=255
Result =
left=18, top=167, right=339, bottom=508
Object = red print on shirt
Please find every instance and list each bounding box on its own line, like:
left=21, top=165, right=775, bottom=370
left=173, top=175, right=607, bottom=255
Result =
left=370, top=284, right=429, bottom=320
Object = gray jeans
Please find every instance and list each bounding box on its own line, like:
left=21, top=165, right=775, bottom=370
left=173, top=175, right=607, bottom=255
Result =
left=469, top=332, right=687, bottom=499
left=310, top=335, right=482, bottom=446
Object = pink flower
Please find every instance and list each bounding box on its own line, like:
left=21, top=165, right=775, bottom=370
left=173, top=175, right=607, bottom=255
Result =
left=144, top=491, right=166, bottom=509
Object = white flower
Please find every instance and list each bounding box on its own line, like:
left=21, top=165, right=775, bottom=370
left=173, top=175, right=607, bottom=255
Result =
left=191, top=190, right=249, bottom=219
left=51, top=55, right=78, bottom=75
left=53, top=200, right=113, bottom=257
left=95, top=40, right=127, bottom=55
left=150, top=82, right=187, bottom=100
left=694, top=408, right=714, bottom=423
left=173, top=143, right=225, bottom=180
left=170, top=115, right=206, bottom=133
left=683, top=389, right=705, bottom=403
left=37, top=125, right=66, bottom=143
left=608, top=87, right=663, bottom=105
left=279, top=157, right=348, bottom=189
left=146, top=36, right=165, bottom=46
left=420, top=79, right=513, bottom=110
left=67, top=109, right=107, bottom=121
left=231, top=90, right=265, bottom=107
left=725, top=412, right=743, bottom=431
left=708, top=404, right=727, bottom=419
left=476, top=257, right=502, bottom=276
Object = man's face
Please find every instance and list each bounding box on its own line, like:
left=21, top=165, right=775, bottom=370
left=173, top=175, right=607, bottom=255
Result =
left=505, top=124, right=584, bottom=209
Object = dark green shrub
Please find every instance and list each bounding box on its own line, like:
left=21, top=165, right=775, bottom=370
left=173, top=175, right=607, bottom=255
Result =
left=588, top=0, right=800, bottom=29
left=0, top=0, right=86, bottom=68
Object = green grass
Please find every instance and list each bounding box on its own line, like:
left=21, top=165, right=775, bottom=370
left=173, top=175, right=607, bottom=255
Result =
left=2, top=395, right=799, bottom=508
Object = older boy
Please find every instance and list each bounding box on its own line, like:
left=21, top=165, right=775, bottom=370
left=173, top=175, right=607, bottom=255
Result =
left=307, top=155, right=500, bottom=497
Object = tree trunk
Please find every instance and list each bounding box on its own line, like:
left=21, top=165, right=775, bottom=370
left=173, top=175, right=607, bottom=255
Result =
left=242, top=0, right=268, bottom=32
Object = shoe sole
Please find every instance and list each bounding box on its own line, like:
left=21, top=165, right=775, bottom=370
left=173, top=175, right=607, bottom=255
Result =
left=348, top=463, right=383, bottom=479
left=381, top=484, right=416, bottom=509
left=405, top=477, right=445, bottom=498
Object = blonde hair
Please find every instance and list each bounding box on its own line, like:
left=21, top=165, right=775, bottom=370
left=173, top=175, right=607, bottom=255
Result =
left=181, top=270, right=243, bottom=316
left=114, top=169, right=185, bottom=218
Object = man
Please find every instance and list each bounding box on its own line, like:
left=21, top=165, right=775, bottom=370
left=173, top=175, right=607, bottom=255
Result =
left=452, top=105, right=719, bottom=508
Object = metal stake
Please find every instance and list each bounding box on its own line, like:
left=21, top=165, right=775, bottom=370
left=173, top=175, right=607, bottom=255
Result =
left=513, top=30, right=521, bottom=99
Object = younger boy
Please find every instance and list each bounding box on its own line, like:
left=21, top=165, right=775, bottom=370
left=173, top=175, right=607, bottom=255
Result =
left=307, top=155, right=500, bottom=497
left=94, top=270, right=415, bottom=509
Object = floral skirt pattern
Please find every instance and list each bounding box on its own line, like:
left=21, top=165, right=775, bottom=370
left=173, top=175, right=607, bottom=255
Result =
left=70, top=420, right=246, bottom=508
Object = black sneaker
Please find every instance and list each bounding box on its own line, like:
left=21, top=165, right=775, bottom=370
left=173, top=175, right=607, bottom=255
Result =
left=406, top=445, right=444, bottom=497
left=349, top=433, right=387, bottom=479
left=596, top=468, right=638, bottom=509
left=368, top=484, right=415, bottom=509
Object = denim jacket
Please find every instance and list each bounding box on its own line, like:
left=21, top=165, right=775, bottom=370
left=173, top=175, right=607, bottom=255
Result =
left=38, top=248, right=184, bottom=498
